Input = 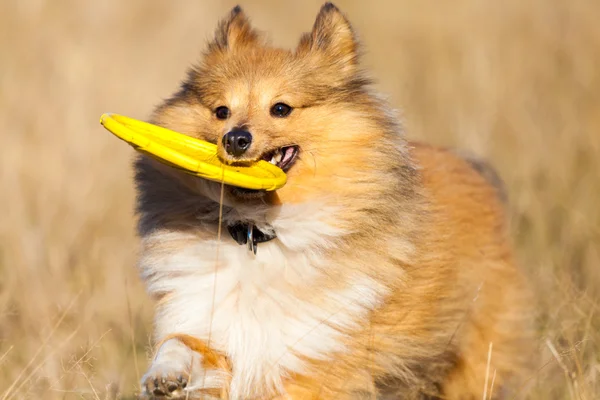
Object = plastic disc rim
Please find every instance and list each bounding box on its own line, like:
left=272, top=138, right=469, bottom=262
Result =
left=100, top=113, right=287, bottom=191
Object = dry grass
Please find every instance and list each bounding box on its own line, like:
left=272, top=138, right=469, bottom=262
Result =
left=0, top=0, right=599, bottom=398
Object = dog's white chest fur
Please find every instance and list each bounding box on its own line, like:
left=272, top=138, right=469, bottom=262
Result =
left=140, top=207, right=386, bottom=396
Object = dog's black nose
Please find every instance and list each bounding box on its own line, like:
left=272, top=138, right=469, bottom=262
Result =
left=222, top=129, right=252, bottom=157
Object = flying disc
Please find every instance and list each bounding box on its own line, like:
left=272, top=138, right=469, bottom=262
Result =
left=100, top=113, right=287, bottom=191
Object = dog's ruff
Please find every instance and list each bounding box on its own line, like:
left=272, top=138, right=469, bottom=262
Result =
left=141, top=204, right=388, bottom=397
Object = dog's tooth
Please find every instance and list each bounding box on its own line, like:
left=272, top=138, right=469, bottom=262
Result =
left=269, top=150, right=283, bottom=165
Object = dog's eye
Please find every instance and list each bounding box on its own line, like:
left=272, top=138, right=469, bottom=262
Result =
left=215, top=106, right=230, bottom=120
left=270, top=103, right=292, bottom=118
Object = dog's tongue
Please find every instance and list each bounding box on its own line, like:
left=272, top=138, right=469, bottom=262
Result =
left=279, top=146, right=295, bottom=169
left=283, top=147, right=295, bottom=162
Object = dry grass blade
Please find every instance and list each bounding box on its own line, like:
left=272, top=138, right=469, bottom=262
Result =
left=126, top=280, right=141, bottom=389
left=1, top=293, right=80, bottom=400
left=488, top=369, right=496, bottom=400
left=546, top=339, right=576, bottom=399
left=66, top=329, right=112, bottom=374
left=79, top=368, right=101, bottom=400
left=0, top=346, right=14, bottom=366
left=201, top=171, right=226, bottom=393
left=483, top=342, right=493, bottom=400
left=5, top=327, right=80, bottom=400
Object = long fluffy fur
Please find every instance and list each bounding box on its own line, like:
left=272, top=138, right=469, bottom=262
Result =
left=136, top=3, right=534, bottom=399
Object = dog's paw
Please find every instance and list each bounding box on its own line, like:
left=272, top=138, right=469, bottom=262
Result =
left=140, top=360, right=227, bottom=399
left=141, top=359, right=191, bottom=399
left=140, top=337, right=229, bottom=399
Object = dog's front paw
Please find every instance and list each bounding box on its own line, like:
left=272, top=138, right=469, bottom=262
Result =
left=140, top=337, right=229, bottom=399
left=140, top=357, right=227, bottom=399
left=141, top=359, right=191, bottom=399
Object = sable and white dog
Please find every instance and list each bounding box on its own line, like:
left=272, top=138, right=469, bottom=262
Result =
left=136, top=3, right=534, bottom=399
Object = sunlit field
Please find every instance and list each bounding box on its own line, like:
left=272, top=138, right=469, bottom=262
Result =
left=1, top=0, right=599, bottom=398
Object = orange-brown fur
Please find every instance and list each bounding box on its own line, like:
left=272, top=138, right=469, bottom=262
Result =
left=136, top=3, right=534, bottom=399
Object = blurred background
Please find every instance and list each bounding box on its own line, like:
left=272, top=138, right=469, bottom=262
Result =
left=1, top=0, right=599, bottom=398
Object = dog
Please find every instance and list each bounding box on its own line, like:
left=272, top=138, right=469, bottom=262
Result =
left=135, top=3, right=534, bottom=399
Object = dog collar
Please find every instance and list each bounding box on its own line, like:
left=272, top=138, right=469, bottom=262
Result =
left=227, top=222, right=276, bottom=255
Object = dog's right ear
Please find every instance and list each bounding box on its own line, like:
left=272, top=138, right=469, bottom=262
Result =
left=297, top=3, right=359, bottom=79
left=210, top=6, right=260, bottom=51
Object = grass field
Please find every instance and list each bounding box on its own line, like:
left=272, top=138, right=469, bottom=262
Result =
left=1, top=0, right=599, bottom=398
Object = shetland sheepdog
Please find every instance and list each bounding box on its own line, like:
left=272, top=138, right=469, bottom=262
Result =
left=136, top=3, right=534, bottom=399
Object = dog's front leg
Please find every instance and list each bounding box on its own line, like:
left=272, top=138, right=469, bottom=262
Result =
left=140, top=334, right=231, bottom=399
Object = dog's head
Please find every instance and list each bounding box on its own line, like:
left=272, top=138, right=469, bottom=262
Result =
left=147, top=3, right=411, bottom=221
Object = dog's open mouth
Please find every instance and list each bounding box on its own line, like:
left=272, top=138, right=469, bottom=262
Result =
left=230, top=145, right=299, bottom=198
left=261, top=145, right=299, bottom=172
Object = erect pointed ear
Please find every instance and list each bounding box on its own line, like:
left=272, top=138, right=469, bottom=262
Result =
left=297, top=3, right=359, bottom=77
left=211, top=6, right=260, bottom=51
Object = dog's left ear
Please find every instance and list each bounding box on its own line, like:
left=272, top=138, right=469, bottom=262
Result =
left=211, top=6, right=261, bottom=51
left=297, top=3, right=358, bottom=78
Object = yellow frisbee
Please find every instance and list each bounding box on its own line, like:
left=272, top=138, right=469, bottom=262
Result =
left=100, top=113, right=287, bottom=191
